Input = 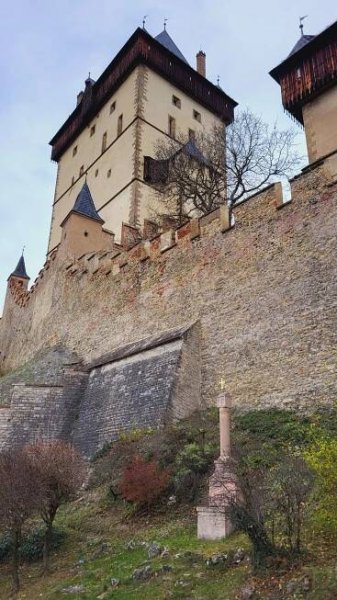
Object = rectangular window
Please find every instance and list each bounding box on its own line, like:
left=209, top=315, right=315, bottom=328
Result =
left=188, top=129, right=195, bottom=142
left=193, top=109, right=201, bottom=123
left=90, top=124, right=96, bottom=136
left=110, top=101, right=116, bottom=114
left=72, top=145, right=78, bottom=157
left=168, top=115, right=176, bottom=138
left=117, top=114, right=123, bottom=136
left=172, top=95, right=181, bottom=108
left=102, top=131, right=107, bottom=153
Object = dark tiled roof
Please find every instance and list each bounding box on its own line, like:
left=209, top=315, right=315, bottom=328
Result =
left=71, top=182, right=104, bottom=223
left=287, top=34, right=315, bottom=57
left=155, top=29, right=189, bottom=64
left=11, top=255, right=29, bottom=280
left=181, top=140, right=208, bottom=164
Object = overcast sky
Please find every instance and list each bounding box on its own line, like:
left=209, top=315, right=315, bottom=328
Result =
left=0, top=0, right=335, bottom=311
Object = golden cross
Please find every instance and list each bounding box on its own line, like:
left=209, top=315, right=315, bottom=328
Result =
left=219, top=378, right=226, bottom=391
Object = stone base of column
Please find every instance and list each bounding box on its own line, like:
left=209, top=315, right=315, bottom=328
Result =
left=197, top=506, right=234, bottom=539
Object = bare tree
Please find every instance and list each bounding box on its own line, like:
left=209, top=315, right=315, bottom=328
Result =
left=213, top=448, right=314, bottom=568
left=27, top=441, right=87, bottom=573
left=0, top=449, right=43, bottom=593
left=268, top=456, right=313, bottom=553
left=223, top=447, right=276, bottom=568
left=149, top=108, right=302, bottom=225
left=226, top=109, right=301, bottom=205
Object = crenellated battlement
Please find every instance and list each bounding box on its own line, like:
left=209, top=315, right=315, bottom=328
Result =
left=5, top=162, right=332, bottom=311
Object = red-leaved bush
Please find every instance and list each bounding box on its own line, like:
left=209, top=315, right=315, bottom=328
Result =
left=118, top=455, right=170, bottom=508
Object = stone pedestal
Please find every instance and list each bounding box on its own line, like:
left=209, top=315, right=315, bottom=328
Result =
left=197, top=506, right=234, bottom=539
left=197, top=391, right=238, bottom=539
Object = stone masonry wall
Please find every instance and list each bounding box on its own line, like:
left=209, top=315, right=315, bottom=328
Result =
left=1, top=166, right=337, bottom=418
left=72, top=323, right=201, bottom=457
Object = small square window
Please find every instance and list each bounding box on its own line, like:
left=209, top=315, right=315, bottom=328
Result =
left=193, top=110, right=201, bottom=123
left=110, top=101, right=116, bottom=114
left=90, top=124, right=96, bottom=136
left=172, top=95, right=181, bottom=108
left=72, top=145, right=78, bottom=157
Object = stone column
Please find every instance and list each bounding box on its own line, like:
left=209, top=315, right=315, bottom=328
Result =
left=217, top=392, right=231, bottom=459
left=197, top=390, right=236, bottom=539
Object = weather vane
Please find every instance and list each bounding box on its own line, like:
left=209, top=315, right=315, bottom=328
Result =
left=22, top=245, right=25, bottom=256
left=164, top=17, right=168, bottom=30
left=142, top=15, right=147, bottom=29
left=299, top=15, right=308, bottom=36
left=217, top=75, right=220, bottom=86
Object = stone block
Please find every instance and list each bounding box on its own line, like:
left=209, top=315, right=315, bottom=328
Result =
left=197, top=506, right=234, bottom=539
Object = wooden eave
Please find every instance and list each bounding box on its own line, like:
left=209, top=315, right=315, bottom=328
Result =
left=270, top=20, right=337, bottom=83
left=49, top=28, right=237, bottom=162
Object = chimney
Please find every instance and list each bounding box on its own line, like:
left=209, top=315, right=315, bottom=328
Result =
left=196, top=51, right=206, bottom=77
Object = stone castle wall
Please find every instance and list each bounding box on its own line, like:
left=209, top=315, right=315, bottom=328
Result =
left=0, top=164, right=337, bottom=454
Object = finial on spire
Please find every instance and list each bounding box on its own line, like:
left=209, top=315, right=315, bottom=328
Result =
left=217, top=75, right=220, bottom=86
left=299, top=15, right=308, bottom=36
left=142, top=15, right=147, bottom=29
left=22, top=245, right=25, bottom=256
left=164, top=17, right=168, bottom=30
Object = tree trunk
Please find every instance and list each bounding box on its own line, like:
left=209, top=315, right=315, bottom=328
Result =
left=11, top=527, right=21, bottom=594
left=43, top=520, right=53, bottom=574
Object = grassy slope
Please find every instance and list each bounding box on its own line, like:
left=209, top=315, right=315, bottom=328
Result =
left=0, top=408, right=337, bottom=599
left=0, top=490, right=336, bottom=600
left=0, top=494, right=249, bottom=600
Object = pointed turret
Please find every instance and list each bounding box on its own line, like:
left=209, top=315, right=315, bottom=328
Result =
left=3, top=253, right=30, bottom=316
left=70, top=181, right=104, bottom=224
left=9, top=255, right=29, bottom=281
left=59, top=182, right=114, bottom=258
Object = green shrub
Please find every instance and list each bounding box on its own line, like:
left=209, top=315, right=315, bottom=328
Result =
left=305, top=435, right=337, bottom=534
left=173, top=442, right=215, bottom=501
left=234, top=409, right=313, bottom=450
left=0, top=533, right=12, bottom=562
left=0, top=527, right=66, bottom=564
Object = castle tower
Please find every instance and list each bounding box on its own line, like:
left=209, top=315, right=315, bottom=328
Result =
left=270, top=20, right=337, bottom=176
left=59, top=181, right=115, bottom=258
left=7, top=255, right=30, bottom=289
left=47, top=27, right=237, bottom=255
left=1, top=255, right=30, bottom=324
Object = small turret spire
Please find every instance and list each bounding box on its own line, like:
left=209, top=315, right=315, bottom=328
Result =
left=9, top=253, right=30, bottom=280
left=61, top=181, right=104, bottom=226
